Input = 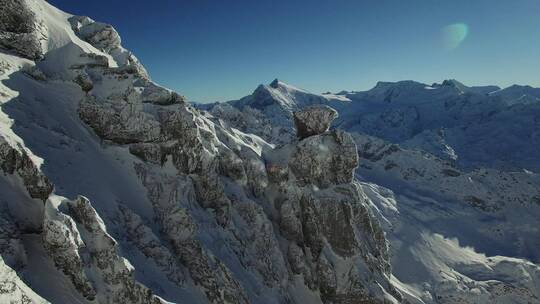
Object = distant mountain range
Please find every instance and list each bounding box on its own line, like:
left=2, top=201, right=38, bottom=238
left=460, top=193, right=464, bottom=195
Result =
left=201, top=78, right=540, bottom=172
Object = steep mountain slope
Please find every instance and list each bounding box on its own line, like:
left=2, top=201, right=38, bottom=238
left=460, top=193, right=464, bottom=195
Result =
left=203, top=80, right=540, bottom=303
left=356, top=135, right=540, bottom=303
left=0, top=1, right=401, bottom=303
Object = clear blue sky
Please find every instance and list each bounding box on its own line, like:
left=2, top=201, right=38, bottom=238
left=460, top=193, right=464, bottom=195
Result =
left=48, top=0, right=540, bottom=102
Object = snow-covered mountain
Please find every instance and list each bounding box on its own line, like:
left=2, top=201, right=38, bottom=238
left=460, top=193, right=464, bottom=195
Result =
left=490, top=84, right=540, bottom=106
left=202, top=80, right=540, bottom=302
left=1, top=0, right=539, bottom=303
left=0, top=1, right=403, bottom=303
left=206, top=78, right=540, bottom=172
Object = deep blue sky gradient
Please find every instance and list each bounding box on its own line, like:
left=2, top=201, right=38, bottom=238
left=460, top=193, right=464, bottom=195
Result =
left=48, top=0, right=540, bottom=102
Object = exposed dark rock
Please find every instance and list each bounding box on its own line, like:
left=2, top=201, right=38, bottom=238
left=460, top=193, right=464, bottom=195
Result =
left=0, top=0, right=44, bottom=59
left=78, top=96, right=161, bottom=144
left=43, top=196, right=165, bottom=303
left=129, top=143, right=163, bottom=164
left=263, top=127, right=400, bottom=302
left=269, top=78, right=280, bottom=88
left=0, top=138, right=53, bottom=201
left=74, top=74, right=93, bottom=93
left=289, top=130, right=358, bottom=188
left=441, top=168, right=461, bottom=177
left=293, top=105, right=338, bottom=139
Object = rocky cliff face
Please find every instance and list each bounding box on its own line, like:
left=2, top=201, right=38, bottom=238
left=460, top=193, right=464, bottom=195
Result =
left=70, top=30, right=398, bottom=300
left=0, top=1, right=400, bottom=303
left=263, top=117, right=400, bottom=302
left=0, top=137, right=53, bottom=202
left=0, top=0, right=45, bottom=60
left=43, top=195, right=165, bottom=304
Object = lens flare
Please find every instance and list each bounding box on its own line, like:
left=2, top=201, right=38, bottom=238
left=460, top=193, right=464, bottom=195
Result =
left=441, top=23, right=468, bottom=50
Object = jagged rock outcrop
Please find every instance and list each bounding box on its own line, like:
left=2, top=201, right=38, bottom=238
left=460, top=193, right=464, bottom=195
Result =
left=131, top=162, right=255, bottom=304
left=68, top=15, right=149, bottom=79
left=68, top=14, right=185, bottom=106
left=139, top=80, right=186, bottom=105
left=0, top=138, right=53, bottom=202
left=68, top=16, right=121, bottom=52
left=293, top=105, right=338, bottom=139
left=73, top=32, right=396, bottom=301
left=43, top=196, right=164, bottom=304
left=66, top=20, right=260, bottom=302
left=0, top=0, right=45, bottom=60
left=42, top=198, right=96, bottom=300
left=78, top=95, right=162, bottom=144
left=290, top=130, right=358, bottom=188
left=118, top=205, right=186, bottom=286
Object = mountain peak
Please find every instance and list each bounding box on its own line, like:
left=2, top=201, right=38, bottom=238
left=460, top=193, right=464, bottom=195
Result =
left=269, top=78, right=281, bottom=88
left=441, top=79, right=466, bottom=88
left=438, top=79, right=470, bottom=94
